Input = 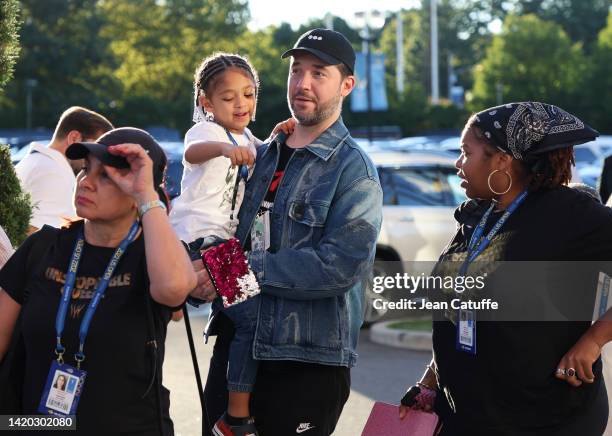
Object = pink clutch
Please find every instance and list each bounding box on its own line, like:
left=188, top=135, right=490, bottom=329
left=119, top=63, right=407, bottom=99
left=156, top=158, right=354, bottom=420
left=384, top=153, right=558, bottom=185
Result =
left=361, top=402, right=440, bottom=436
left=202, top=238, right=261, bottom=308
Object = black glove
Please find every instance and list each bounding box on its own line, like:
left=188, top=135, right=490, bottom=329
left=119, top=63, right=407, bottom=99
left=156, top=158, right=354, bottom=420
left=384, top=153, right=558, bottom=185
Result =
left=400, top=385, right=422, bottom=407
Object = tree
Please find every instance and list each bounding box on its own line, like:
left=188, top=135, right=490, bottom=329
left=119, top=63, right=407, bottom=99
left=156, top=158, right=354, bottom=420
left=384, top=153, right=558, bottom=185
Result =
left=0, top=0, right=20, bottom=91
left=99, top=0, right=251, bottom=133
left=470, top=14, right=586, bottom=113
left=511, top=0, right=610, bottom=51
left=584, top=11, right=612, bottom=133
left=0, top=0, right=115, bottom=128
left=0, top=145, right=31, bottom=246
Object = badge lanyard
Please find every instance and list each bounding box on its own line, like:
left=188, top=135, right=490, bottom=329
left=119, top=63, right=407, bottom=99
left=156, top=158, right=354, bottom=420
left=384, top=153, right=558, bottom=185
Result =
left=459, top=190, right=528, bottom=276
left=54, top=221, right=140, bottom=368
left=225, top=128, right=250, bottom=221
left=456, top=190, right=528, bottom=355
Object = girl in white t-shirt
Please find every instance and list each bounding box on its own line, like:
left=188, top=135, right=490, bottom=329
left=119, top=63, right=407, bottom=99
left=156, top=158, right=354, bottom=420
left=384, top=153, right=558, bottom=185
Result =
left=170, top=53, right=291, bottom=436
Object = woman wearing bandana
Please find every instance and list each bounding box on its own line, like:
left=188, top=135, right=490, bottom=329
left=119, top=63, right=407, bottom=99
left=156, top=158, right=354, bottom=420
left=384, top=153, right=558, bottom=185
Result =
left=398, top=102, right=612, bottom=435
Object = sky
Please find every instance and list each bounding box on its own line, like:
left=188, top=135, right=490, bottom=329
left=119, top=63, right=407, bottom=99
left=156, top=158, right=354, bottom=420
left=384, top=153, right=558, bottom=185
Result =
left=248, top=0, right=422, bottom=31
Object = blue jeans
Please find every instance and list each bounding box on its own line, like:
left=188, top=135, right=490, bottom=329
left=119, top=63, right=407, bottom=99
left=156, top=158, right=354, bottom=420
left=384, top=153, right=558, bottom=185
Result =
left=188, top=237, right=259, bottom=393
left=212, top=295, right=259, bottom=392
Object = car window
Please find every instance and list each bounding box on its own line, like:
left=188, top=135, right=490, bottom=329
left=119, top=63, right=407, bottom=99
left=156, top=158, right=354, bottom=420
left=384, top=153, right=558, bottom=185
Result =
left=164, top=159, right=184, bottom=199
left=574, top=147, right=597, bottom=164
left=380, top=166, right=463, bottom=206
left=446, top=173, right=466, bottom=205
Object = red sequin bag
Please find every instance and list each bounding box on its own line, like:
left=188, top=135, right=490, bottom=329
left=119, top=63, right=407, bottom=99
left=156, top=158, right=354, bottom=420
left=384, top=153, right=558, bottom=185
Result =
left=202, top=238, right=261, bottom=308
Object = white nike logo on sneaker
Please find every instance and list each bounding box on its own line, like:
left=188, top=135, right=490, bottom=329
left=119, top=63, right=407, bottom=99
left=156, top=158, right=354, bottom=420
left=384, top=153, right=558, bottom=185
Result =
left=296, top=423, right=316, bottom=433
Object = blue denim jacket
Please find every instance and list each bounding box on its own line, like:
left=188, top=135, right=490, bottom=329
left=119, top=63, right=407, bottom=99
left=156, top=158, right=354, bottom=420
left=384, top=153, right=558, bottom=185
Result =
left=207, top=117, right=382, bottom=367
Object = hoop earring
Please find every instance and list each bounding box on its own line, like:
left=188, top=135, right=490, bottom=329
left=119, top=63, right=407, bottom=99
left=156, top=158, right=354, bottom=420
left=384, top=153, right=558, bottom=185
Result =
left=487, top=169, right=512, bottom=195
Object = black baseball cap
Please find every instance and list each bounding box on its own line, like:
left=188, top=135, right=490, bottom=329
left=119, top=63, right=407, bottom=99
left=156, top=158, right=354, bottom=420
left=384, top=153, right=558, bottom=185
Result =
left=281, top=28, right=356, bottom=74
left=66, top=127, right=167, bottom=187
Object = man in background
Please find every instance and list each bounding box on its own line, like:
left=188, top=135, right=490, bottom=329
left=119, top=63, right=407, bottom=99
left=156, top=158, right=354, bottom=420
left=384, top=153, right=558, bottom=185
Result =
left=16, top=106, right=113, bottom=232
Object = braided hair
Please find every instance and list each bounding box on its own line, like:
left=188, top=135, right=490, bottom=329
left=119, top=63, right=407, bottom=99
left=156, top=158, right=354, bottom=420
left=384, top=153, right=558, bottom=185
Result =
left=527, top=147, right=574, bottom=190
left=193, top=53, right=260, bottom=123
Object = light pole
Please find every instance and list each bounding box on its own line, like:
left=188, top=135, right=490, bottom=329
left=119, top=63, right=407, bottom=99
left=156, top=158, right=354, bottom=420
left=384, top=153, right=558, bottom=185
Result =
left=396, top=10, right=404, bottom=96
left=25, top=79, right=38, bottom=129
left=354, top=10, right=385, bottom=143
left=430, top=0, right=439, bottom=105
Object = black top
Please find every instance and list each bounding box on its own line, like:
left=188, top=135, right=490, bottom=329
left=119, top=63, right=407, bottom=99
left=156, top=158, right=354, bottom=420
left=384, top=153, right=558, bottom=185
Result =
left=599, top=155, right=612, bottom=205
left=0, top=222, right=174, bottom=435
left=263, top=141, right=295, bottom=205
left=431, top=186, right=612, bottom=433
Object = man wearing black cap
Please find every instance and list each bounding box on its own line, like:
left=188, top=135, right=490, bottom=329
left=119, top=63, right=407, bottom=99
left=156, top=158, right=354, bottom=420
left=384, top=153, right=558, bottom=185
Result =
left=195, top=29, right=383, bottom=436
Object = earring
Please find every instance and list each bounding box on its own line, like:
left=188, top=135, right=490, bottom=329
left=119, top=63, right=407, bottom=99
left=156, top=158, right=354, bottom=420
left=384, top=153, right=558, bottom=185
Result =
left=487, top=169, right=512, bottom=195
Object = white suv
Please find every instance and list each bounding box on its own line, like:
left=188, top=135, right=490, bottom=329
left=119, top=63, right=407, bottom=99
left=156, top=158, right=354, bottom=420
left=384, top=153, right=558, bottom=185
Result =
left=364, top=149, right=465, bottom=324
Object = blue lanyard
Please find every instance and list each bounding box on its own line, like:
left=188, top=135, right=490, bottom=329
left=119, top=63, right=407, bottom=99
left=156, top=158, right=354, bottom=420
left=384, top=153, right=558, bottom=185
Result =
left=225, top=128, right=250, bottom=181
left=55, top=221, right=140, bottom=367
left=225, top=128, right=250, bottom=220
left=460, top=190, right=528, bottom=275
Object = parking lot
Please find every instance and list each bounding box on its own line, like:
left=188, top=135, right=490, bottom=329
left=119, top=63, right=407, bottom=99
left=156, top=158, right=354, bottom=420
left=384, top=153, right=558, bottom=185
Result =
left=163, top=309, right=431, bottom=436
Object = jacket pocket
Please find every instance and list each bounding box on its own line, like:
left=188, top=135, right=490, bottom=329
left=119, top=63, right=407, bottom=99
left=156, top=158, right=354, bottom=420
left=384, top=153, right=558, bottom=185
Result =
left=287, top=200, right=330, bottom=247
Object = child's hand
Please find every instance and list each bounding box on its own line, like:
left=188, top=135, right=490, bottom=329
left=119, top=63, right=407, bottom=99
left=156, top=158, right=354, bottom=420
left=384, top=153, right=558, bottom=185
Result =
left=224, top=145, right=255, bottom=167
left=271, top=118, right=297, bottom=136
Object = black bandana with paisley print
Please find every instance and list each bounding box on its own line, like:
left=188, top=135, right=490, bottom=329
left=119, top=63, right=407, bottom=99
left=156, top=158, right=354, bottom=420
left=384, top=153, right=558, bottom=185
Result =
left=472, top=102, right=599, bottom=162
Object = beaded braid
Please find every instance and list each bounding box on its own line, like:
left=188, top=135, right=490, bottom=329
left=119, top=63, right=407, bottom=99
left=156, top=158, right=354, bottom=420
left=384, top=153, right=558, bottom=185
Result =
left=193, top=52, right=260, bottom=122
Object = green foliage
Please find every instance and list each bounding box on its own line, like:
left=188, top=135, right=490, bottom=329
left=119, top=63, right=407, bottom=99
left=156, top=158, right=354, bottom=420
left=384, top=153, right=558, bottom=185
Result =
left=470, top=14, right=586, bottom=113
left=0, top=0, right=116, bottom=128
left=0, top=0, right=20, bottom=91
left=584, top=11, right=612, bottom=132
left=98, top=0, right=251, bottom=134
left=0, top=144, right=31, bottom=246
left=0, top=0, right=609, bottom=136
left=511, top=0, right=610, bottom=51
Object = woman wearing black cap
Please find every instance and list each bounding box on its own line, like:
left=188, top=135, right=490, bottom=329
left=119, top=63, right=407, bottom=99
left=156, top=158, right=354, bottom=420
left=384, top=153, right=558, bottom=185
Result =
left=398, top=103, right=612, bottom=435
left=0, top=127, right=196, bottom=435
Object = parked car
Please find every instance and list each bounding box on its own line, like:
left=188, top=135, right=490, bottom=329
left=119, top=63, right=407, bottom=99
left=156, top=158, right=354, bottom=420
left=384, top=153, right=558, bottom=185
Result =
left=363, top=150, right=465, bottom=325
left=573, top=137, right=612, bottom=188
left=159, top=141, right=184, bottom=200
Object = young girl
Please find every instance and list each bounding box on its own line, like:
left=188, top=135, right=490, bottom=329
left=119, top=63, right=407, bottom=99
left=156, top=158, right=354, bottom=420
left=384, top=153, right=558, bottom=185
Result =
left=170, top=53, right=291, bottom=436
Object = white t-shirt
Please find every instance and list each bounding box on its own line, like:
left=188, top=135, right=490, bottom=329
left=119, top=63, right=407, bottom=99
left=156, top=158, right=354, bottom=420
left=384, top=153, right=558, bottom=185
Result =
left=0, top=225, right=14, bottom=268
left=15, top=142, right=76, bottom=229
left=169, top=121, right=257, bottom=243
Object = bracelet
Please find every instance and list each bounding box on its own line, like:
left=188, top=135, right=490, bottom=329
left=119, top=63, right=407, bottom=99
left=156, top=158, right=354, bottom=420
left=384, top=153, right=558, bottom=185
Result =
left=138, top=199, right=167, bottom=218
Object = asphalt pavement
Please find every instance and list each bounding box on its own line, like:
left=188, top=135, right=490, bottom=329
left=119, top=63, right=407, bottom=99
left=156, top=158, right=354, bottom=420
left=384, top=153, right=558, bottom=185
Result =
left=164, top=309, right=612, bottom=436
left=162, top=308, right=431, bottom=436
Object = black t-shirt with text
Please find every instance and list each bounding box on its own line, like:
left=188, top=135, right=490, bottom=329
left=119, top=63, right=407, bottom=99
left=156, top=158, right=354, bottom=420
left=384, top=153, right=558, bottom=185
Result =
left=262, top=141, right=295, bottom=209
left=0, top=222, right=174, bottom=435
left=431, top=186, right=612, bottom=434
left=244, top=142, right=295, bottom=253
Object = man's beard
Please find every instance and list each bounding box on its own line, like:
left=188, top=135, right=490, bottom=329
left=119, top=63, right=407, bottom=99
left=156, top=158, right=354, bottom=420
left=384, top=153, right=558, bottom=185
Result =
left=288, top=90, right=342, bottom=126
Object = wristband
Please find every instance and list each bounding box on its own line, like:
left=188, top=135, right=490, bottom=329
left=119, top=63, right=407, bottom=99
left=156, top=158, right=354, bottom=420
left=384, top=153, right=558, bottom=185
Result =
left=138, top=199, right=167, bottom=217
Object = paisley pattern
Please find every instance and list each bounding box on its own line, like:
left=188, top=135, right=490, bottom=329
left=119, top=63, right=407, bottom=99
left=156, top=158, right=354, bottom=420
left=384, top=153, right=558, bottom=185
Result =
left=473, top=101, right=596, bottom=161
